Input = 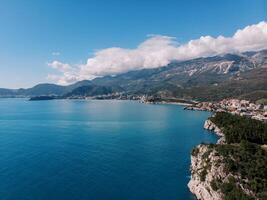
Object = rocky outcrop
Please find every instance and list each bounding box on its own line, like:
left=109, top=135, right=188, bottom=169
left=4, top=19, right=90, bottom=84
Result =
left=187, top=118, right=227, bottom=200
left=204, top=119, right=223, bottom=137
left=188, top=113, right=262, bottom=199
left=204, top=119, right=225, bottom=144
left=188, top=145, right=226, bottom=200
left=188, top=144, right=255, bottom=200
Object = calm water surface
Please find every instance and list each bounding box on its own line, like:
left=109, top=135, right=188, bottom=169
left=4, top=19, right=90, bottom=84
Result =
left=0, top=99, right=217, bottom=200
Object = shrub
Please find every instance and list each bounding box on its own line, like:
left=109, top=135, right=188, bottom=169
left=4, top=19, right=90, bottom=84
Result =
left=200, top=169, right=208, bottom=182
left=191, top=147, right=199, bottom=156
left=210, top=179, right=219, bottom=191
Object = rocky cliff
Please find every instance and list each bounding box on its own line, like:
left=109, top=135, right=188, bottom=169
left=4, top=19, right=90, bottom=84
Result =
left=188, top=145, right=225, bottom=200
left=188, top=144, right=255, bottom=200
left=189, top=112, right=266, bottom=200
left=187, top=118, right=226, bottom=200
left=204, top=119, right=225, bottom=144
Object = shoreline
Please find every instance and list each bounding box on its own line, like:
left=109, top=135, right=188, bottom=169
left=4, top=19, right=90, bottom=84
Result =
left=187, top=113, right=225, bottom=200
left=22, top=96, right=196, bottom=107
left=142, top=100, right=222, bottom=200
left=141, top=101, right=193, bottom=106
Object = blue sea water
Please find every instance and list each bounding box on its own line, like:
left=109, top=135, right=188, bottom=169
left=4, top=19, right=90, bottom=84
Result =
left=0, top=99, right=217, bottom=200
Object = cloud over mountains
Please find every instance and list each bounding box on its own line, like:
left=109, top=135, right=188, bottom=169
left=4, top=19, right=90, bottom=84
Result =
left=48, top=21, right=267, bottom=85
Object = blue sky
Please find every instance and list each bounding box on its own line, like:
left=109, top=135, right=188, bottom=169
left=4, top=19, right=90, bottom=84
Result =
left=0, top=0, right=267, bottom=88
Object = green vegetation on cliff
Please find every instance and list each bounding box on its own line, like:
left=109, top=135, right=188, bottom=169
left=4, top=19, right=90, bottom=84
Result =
left=215, top=142, right=267, bottom=199
left=210, top=112, right=267, bottom=144
left=198, top=113, right=267, bottom=200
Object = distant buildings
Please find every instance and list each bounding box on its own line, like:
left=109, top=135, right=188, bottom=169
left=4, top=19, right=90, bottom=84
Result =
left=186, top=99, right=267, bottom=123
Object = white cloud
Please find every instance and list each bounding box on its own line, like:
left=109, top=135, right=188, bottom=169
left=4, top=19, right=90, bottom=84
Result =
left=47, top=61, right=80, bottom=85
left=47, top=73, right=79, bottom=85
left=48, top=61, right=71, bottom=72
left=48, top=21, right=267, bottom=84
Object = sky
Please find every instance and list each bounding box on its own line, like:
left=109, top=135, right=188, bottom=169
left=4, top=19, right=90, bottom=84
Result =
left=0, top=0, right=267, bottom=88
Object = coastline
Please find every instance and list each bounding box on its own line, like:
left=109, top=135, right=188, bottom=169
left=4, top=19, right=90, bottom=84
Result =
left=141, top=101, right=193, bottom=106
left=141, top=99, right=224, bottom=200
left=187, top=116, right=225, bottom=200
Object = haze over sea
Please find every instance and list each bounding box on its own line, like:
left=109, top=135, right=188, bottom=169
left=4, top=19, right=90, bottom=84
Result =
left=0, top=99, right=217, bottom=200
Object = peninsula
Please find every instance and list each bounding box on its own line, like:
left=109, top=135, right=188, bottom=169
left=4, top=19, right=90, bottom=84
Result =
left=188, top=112, right=267, bottom=200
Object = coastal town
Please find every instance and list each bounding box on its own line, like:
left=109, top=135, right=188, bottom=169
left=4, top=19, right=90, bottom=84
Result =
left=185, top=98, right=267, bottom=123
left=138, top=95, right=267, bottom=123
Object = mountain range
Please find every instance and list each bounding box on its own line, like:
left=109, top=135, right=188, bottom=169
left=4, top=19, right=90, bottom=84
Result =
left=1, top=49, right=267, bottom=103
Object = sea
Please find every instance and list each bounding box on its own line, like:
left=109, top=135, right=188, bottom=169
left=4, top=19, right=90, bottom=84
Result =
left=0, top=99, right=217, bottom=200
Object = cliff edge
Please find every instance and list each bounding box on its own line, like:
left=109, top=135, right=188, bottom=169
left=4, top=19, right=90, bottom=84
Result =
left=188, top=145, right=224, bottom=200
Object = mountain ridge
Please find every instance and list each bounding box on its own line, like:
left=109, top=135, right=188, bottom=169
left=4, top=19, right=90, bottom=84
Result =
left=1, top=49, right=267, bottom=102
